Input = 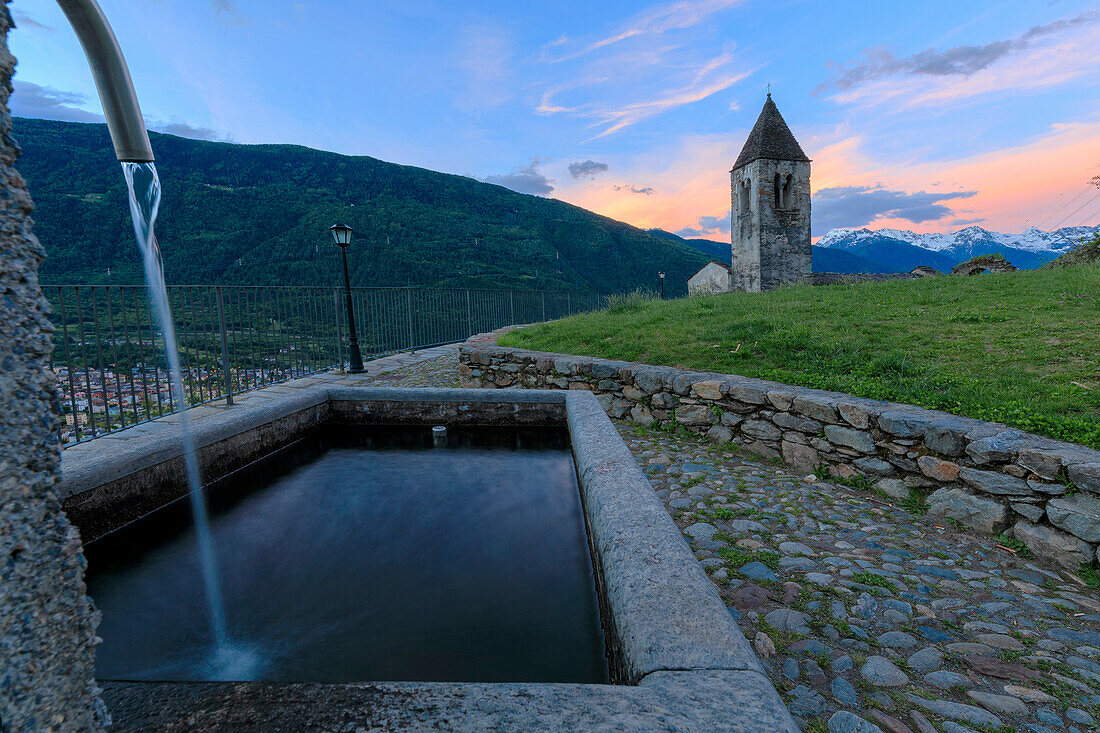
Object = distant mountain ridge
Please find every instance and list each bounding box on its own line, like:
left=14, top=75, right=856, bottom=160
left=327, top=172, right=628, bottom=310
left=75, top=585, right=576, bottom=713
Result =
left=818, top=225, right=1100, bottom=271
left=15, top=118, right=709, bottom=294
left=649, top=229, right=894, bottom=274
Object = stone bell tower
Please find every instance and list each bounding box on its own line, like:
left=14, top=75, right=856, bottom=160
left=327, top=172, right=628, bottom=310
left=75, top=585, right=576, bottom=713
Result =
left=730, top=94, right=811, bottom=292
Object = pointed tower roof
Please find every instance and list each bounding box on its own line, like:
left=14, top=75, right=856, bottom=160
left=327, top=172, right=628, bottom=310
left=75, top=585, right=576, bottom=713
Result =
left=732, top=94, right=809, bottom=171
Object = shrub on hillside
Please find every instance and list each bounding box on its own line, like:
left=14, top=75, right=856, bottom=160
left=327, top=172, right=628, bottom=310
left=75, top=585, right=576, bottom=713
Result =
left=604, top=289, right=656, bottom=313
left=1044, top=232, right=1100, bottom=269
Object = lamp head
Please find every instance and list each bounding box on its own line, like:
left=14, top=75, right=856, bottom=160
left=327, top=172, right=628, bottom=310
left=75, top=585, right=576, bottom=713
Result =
left=329, top=224, right=354, bottom=247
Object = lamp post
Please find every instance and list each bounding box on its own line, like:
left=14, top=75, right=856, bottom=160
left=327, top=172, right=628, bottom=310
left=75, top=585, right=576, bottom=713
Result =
left=331, top=224, right=364, bottom=373
left=658, top=271, right=666, bottom=299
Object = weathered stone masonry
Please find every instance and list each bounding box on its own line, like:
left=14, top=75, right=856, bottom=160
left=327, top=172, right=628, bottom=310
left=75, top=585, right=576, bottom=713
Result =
left=459, top=344, right=1100, bottom=572
left=0, top=3, right=107, bottom=729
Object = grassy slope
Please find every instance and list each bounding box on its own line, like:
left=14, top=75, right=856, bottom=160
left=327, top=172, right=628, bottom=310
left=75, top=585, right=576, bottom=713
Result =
left=501, top=265, right=1100, bottom=448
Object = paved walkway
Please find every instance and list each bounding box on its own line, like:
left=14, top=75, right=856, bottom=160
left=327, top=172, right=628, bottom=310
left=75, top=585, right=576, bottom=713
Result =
left=355, top=354, right=1100, bottom=733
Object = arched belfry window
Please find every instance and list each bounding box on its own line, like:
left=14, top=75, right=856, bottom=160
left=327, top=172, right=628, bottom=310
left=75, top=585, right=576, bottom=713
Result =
left=739, top=178, right=751, bottom=216
left=773, top=173, right=794, bottom=209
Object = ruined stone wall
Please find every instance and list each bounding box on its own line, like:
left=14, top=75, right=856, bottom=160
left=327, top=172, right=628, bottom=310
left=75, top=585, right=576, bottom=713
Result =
left=811, top=272, right=920, bottom=286
left=460, top=344, right=1100, bottom=573
left=0, top=5, right=107, bottom=729
left=731, top=159, right=811, bottom=293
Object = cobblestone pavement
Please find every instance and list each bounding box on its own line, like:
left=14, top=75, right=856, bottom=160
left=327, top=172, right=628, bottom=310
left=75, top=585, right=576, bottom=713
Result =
left=350, top=349, right=462, bottom=388
left=368, top=355, right=1100, bottom=733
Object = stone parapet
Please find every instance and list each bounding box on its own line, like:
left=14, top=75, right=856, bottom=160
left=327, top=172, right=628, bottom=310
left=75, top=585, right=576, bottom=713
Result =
left=459, top=341, right=1100, bottom=571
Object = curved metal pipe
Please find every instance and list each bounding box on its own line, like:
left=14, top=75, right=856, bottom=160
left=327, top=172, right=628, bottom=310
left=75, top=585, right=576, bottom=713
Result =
left=55, top=0, right=153, bottom=162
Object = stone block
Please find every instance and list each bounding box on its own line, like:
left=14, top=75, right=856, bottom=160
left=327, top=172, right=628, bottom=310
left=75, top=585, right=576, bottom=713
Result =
left=1011, top=503, right=1044, bottom=523
left=958, top=466, right=1031, bottom=496
left=853, top=457, right=895, bottom=476
left=622, top=386, right=645, bottom=402
left=791, top=395, right=839, bottom=424
left=652, top=392, right=679, bottom=409
left=552, top=357, right=575, bottom=374
left=917, top=455, right=960, bottom=482
left=707, top=426, right=734, bottom=445
left=878, top=411, right=928, bottom=438
left=766, top=390, right=795, bottom=411
left=720, top=412, right=744, bottom=428
left=924, top=420, right=968, bottom=457
left=810, top=437, right=833, bottom=453
left=1018, top=448, right=1064, bottom=481
left=1013, top=520, right=1093, bottom=570
left=966, top=432, right=1027, bottom=464
left=675, top=405, right=714, bottom=426
left=772, top=412, right=823, bottom=434
left=607, top=398, right=633, bottom=420
left=745, top=440, right=780, bottom=461
left=590, top=361, right=622, bottom=380
left=926, top=487, right=1007, bottom=534
left=1046, top=493, right=1100, bottom=543
left=782, top=441, right=819, bottom=474
left=823, top=425, right=876, bottom=454
left=1068, top=462, right=1100, bottom=494
left=692, top=381, right=723, bottom=400
left=741, top=419, right=782, bottom=442
left=783, top=430, right=808, bottom=445
left=630, top=405, right=655, bottom=427
left=837, top=402, right=872, bottom=429
left=634, top=369, right=665, bottom=394
left=875, top=478, right=910, bottom=501
left=671, top=373, right=697, bottom=396
left=727, top=384, right=769, bottom=405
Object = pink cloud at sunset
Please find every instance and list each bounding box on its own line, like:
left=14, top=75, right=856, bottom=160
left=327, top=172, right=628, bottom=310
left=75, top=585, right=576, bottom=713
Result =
left=554, top=115, right=1100, bottom=241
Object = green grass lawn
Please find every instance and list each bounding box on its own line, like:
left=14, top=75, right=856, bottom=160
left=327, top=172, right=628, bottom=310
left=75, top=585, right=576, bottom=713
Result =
left=500, top=265, right=1100, bottom=449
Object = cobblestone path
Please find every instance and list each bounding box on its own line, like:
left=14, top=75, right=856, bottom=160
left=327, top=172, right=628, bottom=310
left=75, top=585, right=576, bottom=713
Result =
left=373, top=354, right=1100, bottom=733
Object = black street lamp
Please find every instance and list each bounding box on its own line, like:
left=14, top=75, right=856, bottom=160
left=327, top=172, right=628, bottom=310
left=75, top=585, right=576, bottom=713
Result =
left=658, top=271, right=666, bottom=299
left=331, top=224, right=364, bottom=374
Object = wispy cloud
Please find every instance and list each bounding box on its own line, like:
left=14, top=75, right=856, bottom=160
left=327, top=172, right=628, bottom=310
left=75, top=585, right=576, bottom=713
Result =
left=152, top=121, right=231, bottom=142
left=483, top=158, right=554, bottom=195
left=613, top=184, right=655, bottom=195
left=212, top=0, right=248, bottom=26
left=11, top=81, right=102, bottom=123
left=541, top=0, right=744, bottom=62
left=533, top=1, right=753, bottom=139
left=568, top=160, right=609, bottom=178
left=13, top=81, right=231, bottom=142
left=537, top=46, right=754, bottom=139
left=812, top=185, right=977, bottom=235
left=818, top=11, right=1100, bottom=107
left=455, top=22, right=515, bottom=111
left=12, top=9, right=53, bottom=32
left=676, top=209, right=729, bottom=238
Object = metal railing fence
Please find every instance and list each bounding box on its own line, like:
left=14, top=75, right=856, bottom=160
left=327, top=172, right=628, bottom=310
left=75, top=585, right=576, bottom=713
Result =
left=44, top=284, right=603, bottom=445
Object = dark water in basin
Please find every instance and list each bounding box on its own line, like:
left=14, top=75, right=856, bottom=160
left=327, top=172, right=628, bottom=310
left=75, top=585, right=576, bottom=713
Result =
left=85, top=425, right=608, bottom=684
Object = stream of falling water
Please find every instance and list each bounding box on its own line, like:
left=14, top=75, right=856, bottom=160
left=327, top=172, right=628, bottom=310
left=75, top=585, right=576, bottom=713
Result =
left=122, top=162, right=257, bottom=679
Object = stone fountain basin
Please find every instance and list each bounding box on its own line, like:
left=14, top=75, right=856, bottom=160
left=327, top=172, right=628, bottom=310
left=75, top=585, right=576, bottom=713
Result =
left=59, top=387, right=796, bottom=731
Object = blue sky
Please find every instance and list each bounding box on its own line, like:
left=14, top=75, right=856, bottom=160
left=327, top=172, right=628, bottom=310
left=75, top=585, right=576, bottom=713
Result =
left=11, top=0, right=1100, bottom=239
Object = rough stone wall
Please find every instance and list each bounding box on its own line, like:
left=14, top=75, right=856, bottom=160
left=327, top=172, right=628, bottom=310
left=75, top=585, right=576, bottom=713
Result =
left=687, top=262, right=731, bottom=296
left=460, top=344, right=1100, bottom=572
left=731, top=159, right=811, bottom=293
left=811, top=272, right=920, bottom=286
left=0, top=5, right=107, bottom=730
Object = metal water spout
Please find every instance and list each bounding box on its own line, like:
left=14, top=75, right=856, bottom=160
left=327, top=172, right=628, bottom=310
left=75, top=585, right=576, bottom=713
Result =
left=55, top=0, right=153, bottom=162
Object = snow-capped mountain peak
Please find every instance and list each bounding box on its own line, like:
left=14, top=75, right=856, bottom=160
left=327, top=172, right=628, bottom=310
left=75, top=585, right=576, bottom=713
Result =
left=818, top=224, right=1098, bottom=254
left=816, top=224, right=1098, bottom=271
